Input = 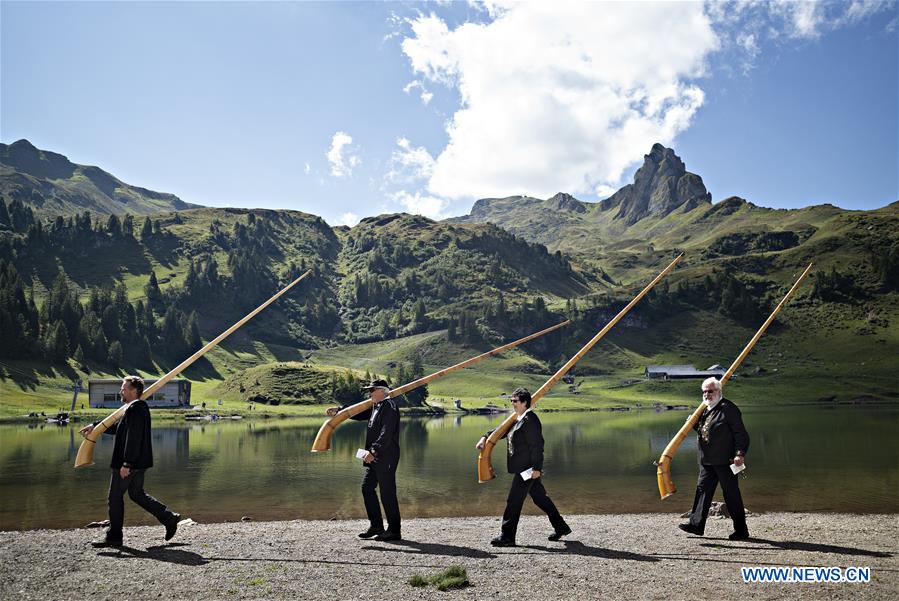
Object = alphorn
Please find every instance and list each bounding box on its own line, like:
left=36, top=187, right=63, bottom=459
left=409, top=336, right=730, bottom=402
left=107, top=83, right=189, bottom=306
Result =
left=655, top=263, right=813, bottom=499
left=477, top=254, right=684, bottom=483
left=74, top=269, right=313, bottom=468
left=310, top=320, right=571, bottom=452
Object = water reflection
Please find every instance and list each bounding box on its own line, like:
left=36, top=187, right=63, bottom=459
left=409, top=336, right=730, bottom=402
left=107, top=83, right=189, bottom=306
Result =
left=0, top=406, right=896, bottom=531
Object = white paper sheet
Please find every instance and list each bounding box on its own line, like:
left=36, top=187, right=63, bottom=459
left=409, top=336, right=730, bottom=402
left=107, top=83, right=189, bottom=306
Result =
left=730, top=462, right=746, bottom=475
left=520, top=468, right=534, bottom=480
left=356, top=449, right=368, bottom=459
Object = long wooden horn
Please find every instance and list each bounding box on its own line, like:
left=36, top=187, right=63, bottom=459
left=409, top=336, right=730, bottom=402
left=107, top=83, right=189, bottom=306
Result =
left=74, top=269, right=313, bottom=468
left=310, top=320, right=571, bottom=452
left=655, top=263, right=813, bottom=499
left=477, top=254, right=684, bottom=483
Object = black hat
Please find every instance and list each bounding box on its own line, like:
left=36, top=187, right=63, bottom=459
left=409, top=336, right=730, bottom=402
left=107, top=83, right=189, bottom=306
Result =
left=363, top=378, right=390, bottom=391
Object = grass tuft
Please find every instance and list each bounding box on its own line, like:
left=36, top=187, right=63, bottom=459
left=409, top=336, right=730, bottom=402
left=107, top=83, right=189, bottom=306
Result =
left=408, top=565, right=470, bottom=591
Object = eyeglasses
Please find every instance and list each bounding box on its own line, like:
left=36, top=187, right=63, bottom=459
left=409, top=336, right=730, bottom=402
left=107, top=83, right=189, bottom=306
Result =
left=511, top=399, right=523, bottom=403
left=702, top=389, right=719, bottom=395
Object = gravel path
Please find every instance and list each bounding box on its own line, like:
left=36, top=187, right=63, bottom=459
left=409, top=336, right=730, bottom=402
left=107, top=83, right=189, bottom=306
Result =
left=1, top=513, right=896, bottom=600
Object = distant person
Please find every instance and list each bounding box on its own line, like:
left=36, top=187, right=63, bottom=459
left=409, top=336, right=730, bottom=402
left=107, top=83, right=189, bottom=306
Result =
left=79, top=375, right=181, bottom=547
left=679, top=377, right=750, bottom=540
left=475, top=387, right=570, bottom=547
left=202, top=401, right=206, bottom=410
left=326, top=378, right=401, bottom=541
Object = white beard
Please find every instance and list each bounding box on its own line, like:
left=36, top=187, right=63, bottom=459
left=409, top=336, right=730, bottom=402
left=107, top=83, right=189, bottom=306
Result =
left=703, top=394, right=721, bottom=407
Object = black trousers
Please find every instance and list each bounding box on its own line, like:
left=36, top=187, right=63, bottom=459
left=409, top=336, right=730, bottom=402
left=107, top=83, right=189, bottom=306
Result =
left=361, top=462, right=401, bottom=533
left=688, top=464, right=748, bottom=535
left=107, top=469, right=176, bottom=540
left=501, top=476, right=567, bottom=541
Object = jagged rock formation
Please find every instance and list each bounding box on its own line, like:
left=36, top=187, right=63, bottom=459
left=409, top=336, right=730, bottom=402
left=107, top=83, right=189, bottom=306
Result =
left=600, top=143, right=711, bottom=224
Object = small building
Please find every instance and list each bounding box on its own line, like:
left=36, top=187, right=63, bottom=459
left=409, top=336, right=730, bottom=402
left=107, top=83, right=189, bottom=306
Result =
left=88, top=379, right=191, bottom=408
left=645, top=365, right=726, bottom=380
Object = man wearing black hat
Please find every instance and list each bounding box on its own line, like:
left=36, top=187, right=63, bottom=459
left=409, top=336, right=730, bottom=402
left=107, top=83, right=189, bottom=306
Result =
left=327, top=378, right=401, bottom=541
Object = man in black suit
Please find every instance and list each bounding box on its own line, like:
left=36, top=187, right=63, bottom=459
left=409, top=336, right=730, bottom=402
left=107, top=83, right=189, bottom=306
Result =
left=79, top=376, right=180, bottom=547
left=327, top=378, right=401, bottom=541
left=476, top=388, right=570, bottom=547
left=679, top=377, right=751, bottom=540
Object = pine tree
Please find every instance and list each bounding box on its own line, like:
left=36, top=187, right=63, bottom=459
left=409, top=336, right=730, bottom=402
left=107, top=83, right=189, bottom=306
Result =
left=108, top=340, right=123, bottom=369
left=106, top=214, right=122, bottom=237
left=185, top=311, right=201, bottom=350
left=404, top=354, right=429, bottom=406
left=47, top=321, right=70, bottom=363
left=141, top=217, right=153, bottom=239
left=145, top=271, right=162, bottom=306
left=122, top=214, right=135, bottom=238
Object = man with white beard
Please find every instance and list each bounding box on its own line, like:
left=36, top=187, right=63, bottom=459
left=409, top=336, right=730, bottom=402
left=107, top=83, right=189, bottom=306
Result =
left=678, top=377, right=751, bottom=540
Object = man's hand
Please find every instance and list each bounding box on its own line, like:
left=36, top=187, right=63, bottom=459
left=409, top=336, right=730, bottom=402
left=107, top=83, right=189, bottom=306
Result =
left=79, top=424, right=94, bottom=437
left=326, top=407, right=339, bottom=417
left=733, top=455, right=745, bottom=467
left=475, top=437, right=486, bottom=451
left=119, top=466, right=131, bottom=479
left=362, top=451, right=375, bottom=464
left=531, top=470, right=542, bottom=479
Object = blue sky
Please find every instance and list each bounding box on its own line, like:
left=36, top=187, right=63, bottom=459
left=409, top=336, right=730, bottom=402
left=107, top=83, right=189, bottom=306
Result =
left=2, top=1, right=896, bottom=225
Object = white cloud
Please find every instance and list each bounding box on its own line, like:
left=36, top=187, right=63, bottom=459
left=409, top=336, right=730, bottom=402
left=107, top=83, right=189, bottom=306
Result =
left=386, top=137, right=436, bottom=183
left=304, top=162, right=311, bottom=175
left=402, top=80, right=434, bottom=105
left=712, top=0, right=896, bottom=45
left=335, top=211, right=360, bottom=227
left=392, top=190, right=450, bottom=219
left=382, top=137, right=451, bottom=219
left=401, top=3, right=719, bottom=200
left=326, top=131, right=361, bottom=178
left=594, top=184, right=617, bottom=200
left=393, top=1, right=895, bottom=203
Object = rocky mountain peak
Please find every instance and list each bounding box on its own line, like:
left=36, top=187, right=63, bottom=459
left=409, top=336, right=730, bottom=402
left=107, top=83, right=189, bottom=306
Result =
left=601, top=144, right=711, bottom=224
left=546, top=192, right=587, bottom=213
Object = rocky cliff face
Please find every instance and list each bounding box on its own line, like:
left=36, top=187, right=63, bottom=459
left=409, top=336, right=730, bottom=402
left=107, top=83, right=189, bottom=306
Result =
left=600, top=143, right=711, bottom=224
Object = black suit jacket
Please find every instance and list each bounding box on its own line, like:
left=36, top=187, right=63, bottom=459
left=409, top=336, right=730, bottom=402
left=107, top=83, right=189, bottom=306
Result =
left=487, top=410, right=545, bottom=474
left=347, top=398, right=400, bottom=466
left=100, top=400, right=154, bottom=470
left=694, top=397, right=750, bottom=466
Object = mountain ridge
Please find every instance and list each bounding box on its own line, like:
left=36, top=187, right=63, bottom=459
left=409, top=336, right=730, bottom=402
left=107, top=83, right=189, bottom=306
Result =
left=0, top=139, right=201, bottom=216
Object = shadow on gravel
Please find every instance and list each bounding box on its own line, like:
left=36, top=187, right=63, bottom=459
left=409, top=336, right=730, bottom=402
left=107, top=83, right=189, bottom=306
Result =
left=362, top=540, right=497, bottom=559
left=512, top=541, right=660, bottom=562
left=98, top=544, right=208, bottom=566
left=700, top=539, right=894, bottom=558
left=99, top=543, right=448, bottom=569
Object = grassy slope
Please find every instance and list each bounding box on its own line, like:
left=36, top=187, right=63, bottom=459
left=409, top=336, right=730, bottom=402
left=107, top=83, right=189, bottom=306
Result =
left=3, top=196, right=896, bottom=420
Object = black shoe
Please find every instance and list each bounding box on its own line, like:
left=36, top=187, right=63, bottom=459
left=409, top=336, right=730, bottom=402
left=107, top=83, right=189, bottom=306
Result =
left=374, top=530, right=401, bottom=542
left=91, top=536, right=123, bottom=548
left=165, top=514, right=181, bottom=541
left=490, top=537, right=516, bottom=547
left=358, top=527, right=385, bottom=539
left=678, top=523, right=704, bottom=536
left=548, top=525, right=572, bottom=541
left=728, top=531, right=750, bottom=541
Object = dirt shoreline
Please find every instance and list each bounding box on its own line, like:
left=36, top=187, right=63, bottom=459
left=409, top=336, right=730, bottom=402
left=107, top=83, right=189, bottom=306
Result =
left=1, top=513, right=895, bottom=600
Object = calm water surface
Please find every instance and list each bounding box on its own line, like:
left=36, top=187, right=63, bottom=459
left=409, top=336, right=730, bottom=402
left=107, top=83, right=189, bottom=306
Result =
left=1, top=406, right=896, bottom=530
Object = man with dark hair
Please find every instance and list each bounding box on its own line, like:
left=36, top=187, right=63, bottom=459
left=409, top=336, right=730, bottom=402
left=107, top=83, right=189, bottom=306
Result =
left=327, top=378, right=402, bottom=541
left=79, top=376, right=180, bottom=547
left=679, top=377, right=751, bottom=540
left=476, top=387, right=570, bottom=547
